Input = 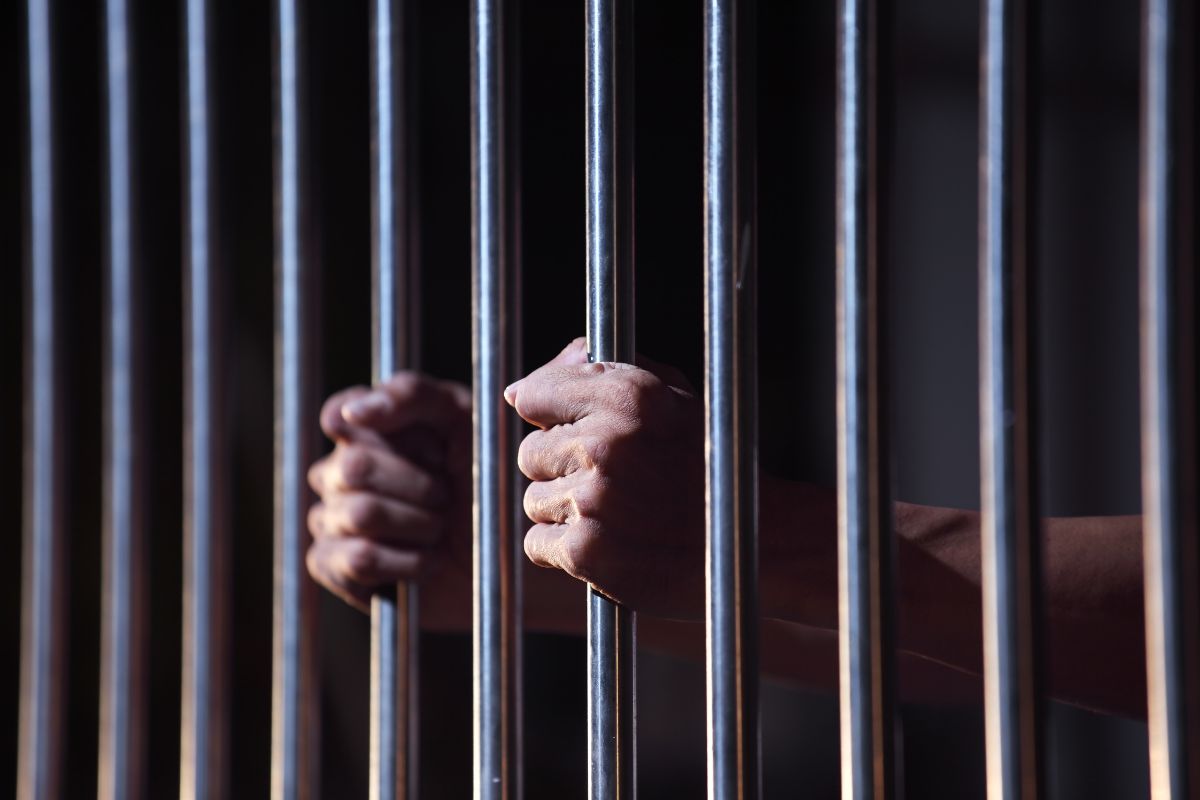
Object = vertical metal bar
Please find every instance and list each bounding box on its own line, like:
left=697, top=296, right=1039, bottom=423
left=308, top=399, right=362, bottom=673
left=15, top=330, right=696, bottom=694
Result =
left=17, top=0, right=67, bottom=796
left=100, top=0, right=148, bottom=796
left=181, top=0, right=230, bottom=795
left=585, top=0, right=636, bottom=797
left=504, top=0, right=525, bottom=795
left=703, top=0, right=760, bottom=797
left=1140, top=0, right=1199, bottom=795
left=271, top=0, right=320, bottom=795
left=369, top=0, right=421, bottom=796
left=835, top=0, right=897, bottom=794
left=471, top=0, right=516, bottom=796
left=979, top=0, right=1043, bottom=796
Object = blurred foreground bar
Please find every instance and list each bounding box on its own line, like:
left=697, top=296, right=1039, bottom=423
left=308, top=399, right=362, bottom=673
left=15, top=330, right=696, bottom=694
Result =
left=18, top=0, right=67, bottom=796
left=99, top=0, right=149, bottom=796
left=1139, top=0, right=1199, bottom=796
left=181, top=0, right=231, bottom=795
left=271, top=0, right=320, bottom=796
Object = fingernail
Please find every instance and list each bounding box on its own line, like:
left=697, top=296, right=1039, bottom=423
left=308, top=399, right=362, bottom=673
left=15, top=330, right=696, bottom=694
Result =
left=344, top=392, right=390, bottom=422
left=503, top=381, right=519, bottom=405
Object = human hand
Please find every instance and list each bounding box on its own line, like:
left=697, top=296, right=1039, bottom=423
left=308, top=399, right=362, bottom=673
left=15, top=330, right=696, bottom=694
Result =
left=505, top=338, right=707, bottom=620
left=305, top=373, right=473, bottom=629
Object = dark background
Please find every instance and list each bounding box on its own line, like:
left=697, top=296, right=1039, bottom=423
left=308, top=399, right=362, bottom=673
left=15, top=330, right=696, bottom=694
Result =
left=1, top=0, right=1148, bottom=796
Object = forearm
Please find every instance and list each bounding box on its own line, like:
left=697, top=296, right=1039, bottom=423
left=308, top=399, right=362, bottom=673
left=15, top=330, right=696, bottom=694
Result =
left=761, top=475, right=1147, bottom=716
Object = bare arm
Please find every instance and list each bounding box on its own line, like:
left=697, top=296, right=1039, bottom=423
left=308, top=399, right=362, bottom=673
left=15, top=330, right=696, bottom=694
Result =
left=305, top=339, right=1146, bottom=717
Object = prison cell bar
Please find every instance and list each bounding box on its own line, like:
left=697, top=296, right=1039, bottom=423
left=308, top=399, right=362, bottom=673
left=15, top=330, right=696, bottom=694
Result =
left=835, top=0, right=898, bottom=795
left=1139, top=0, right=1200, bottom=796
left=471, top=0, right=519, bottom=796
left=100, top=0, right=149, bottom=796
left=505, top=1, right=525, bottom=795
left=181, top=0, right=231, bottom=795
left=703, top=0, right=761, bottom=798
left=584, top=0, right=637, bottom=797
left=979, top=0, right=1044, bottom=796
left=17, top=0, right=67, bottom=797
left=271, top=0, right=321, bottom=796
left=369, top=0, right=421, bottom=796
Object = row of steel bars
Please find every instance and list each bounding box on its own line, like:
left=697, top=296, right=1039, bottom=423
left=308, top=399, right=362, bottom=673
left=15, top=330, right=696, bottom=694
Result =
left=1140, top=0, right=1199, bottom=798
left=369, top=0, right=421, bottom=796
left=584, top=0, right=637, bottom=798
left=14, top=1, right=1200, bottom=800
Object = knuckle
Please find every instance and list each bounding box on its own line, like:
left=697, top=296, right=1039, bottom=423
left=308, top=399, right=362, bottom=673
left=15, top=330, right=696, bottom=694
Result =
left=307, top=503, right=325, bottom=537
left=338, top=446, right=373, bottom=487
left=517, top=432, right=542, bottom=477
left=579, top=436, right=609, bottom=470
left=560, top=528, right=599, bottom=583
left=345, top=495, right=382, bottom=533
left=305, top=543, right=325, bottom=581
left=569, top=483, right=602, bottom=520
left=341, top=539, right=378, bottom=583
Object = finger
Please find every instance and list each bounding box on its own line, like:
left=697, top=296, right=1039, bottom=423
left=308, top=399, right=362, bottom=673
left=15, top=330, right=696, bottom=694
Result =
left=517, top=426, right=605, bottom=481
left=307, top=537, right=424, bottom=612
left=523, top=522, right=568, bottom=570
left=342, top=372, right=470, bottom=437
left=320, top=386, right=384, bottom=444
left=308, top=454, right=332, bottom=495
left=522, top=519, right=603, bottom=586
left=314, top=491, right=442, bottom=547
left=522, top=474, right=582, bottom=525
left=327, top=443, right=448, bottom=507
left=503, top=361, right=614, bottom=427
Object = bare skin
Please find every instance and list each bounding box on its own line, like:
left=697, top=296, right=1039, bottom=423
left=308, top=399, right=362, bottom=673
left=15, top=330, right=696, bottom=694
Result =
left=306, top=338, right=1146, bottom=718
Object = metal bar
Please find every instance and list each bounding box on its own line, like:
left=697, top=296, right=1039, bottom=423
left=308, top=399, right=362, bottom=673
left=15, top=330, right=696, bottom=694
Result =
left=271, top=0, right=320, bottom=795
left=1140, top=0, right=1200, bottom=795
left=17, top=0, right=67, bottom=796
left=471, top=0, right=516, bottom=796
left=979, top=0, right=1043, bottom=796
left=585, top=0, right=636, bottom=797
left=505, top=0, right=525, bottom=795
left=703, top=0, right=760, bottom=797
left=100, top=0, right=148, bottom=796
left=181, top=0, right=230, bottom=795
left=835, top=0, right=897, bottom=794
left=369, top=0, right=420, bottom=796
